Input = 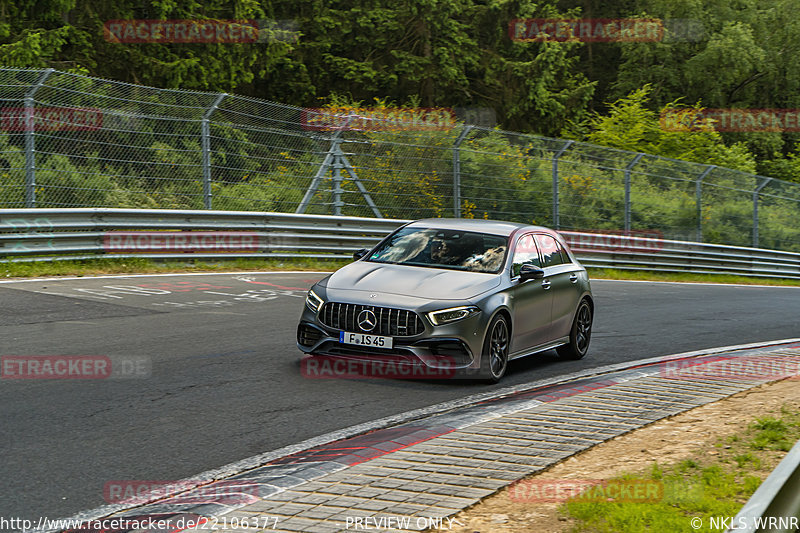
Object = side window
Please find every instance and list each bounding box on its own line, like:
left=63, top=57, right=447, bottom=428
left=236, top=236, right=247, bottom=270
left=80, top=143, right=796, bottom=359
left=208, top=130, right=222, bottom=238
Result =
left=535, top=234, right=567, bottom=267
left=511, top=233, right=541, bottom=277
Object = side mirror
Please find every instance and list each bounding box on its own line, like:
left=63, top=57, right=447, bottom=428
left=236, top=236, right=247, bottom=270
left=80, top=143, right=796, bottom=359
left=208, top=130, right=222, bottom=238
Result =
left=519, top=264, right=545, bottom=281
left=353, top=248, right=369, bottom=261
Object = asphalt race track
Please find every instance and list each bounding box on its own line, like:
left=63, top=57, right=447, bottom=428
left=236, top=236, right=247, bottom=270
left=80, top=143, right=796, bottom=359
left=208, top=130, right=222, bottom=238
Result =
left=1, top=273, right=799, bottom=523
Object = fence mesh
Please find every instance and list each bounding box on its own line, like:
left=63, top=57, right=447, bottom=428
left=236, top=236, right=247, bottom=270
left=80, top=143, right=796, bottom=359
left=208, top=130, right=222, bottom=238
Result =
left=2, top=68, right=800, bottom=251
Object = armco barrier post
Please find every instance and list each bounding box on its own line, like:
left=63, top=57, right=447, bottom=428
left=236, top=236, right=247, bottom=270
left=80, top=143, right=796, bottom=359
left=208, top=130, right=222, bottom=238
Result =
left=24, top=69, right=54, bottom=208
left=552, top=140, right=574, bottom=230
left=202, top=93, right=226, bottom=210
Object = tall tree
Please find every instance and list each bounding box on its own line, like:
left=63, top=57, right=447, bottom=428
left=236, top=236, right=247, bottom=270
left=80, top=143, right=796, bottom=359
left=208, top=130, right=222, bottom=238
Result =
left=0, top=0, right=294, bottom=91
left=259, top=0, right=595, bottom=135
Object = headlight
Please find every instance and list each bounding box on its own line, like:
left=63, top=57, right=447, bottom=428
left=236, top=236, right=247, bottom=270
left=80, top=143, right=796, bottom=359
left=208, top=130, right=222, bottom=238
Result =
left=427, top=305, right=481, bottom=326
left=305, top=289, right=324, bottom=312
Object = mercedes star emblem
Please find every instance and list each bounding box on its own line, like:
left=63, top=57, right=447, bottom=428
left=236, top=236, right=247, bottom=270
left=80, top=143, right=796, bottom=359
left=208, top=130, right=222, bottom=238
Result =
left=357, top=309, right=377, bottom=332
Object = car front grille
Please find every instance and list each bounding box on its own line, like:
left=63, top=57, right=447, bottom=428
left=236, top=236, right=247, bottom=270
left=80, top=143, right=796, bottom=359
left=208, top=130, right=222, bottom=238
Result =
left=320, top=303, right=425, bottom=337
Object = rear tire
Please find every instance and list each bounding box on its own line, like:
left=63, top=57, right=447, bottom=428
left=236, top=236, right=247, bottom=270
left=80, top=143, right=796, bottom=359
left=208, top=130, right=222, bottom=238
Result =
left=482, top=314, right=510, bottom=383
left=557, top=299, right=592, bottom=360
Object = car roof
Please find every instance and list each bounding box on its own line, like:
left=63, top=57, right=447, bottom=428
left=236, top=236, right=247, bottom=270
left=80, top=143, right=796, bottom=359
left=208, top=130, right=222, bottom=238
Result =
left=406, top=218, right=555, bottom=237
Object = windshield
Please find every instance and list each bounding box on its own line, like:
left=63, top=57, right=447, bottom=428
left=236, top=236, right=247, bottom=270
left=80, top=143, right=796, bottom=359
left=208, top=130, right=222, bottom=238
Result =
left=368, top=227, right=509, bottom=273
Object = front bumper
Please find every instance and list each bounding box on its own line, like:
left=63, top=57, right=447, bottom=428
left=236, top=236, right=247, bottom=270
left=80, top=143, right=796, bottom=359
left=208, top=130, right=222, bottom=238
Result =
left=296, top=303, right=485, bottom=375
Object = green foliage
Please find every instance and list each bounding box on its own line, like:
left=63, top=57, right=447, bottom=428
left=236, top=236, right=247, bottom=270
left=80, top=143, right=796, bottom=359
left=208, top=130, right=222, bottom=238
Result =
left=578, top=85, right=757, bottom=173
left=458, top=131, right=552, bottom=223
left=562, top=404, right=800, bottom=532
left=0, top=134, right=26, bottom=207
left=592, top=0, right=800, bottom=175
left=0, top=0, right=293, bottom=91
left=5, top=0, right=800, bottom=172
left=749, top=417, right=793, bottom=451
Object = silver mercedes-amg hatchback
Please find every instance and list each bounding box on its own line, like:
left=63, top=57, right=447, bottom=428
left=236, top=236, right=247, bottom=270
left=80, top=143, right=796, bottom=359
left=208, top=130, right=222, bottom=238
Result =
left=297, top=218, right=593, bottom=382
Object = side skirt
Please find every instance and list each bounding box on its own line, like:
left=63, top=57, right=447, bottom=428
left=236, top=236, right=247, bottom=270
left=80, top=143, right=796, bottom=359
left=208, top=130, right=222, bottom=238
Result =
left=508, top=337, right=569, bottom=361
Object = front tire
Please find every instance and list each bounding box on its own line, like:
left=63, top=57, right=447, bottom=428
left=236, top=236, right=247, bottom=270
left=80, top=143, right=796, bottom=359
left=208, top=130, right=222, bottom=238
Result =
left=482, top=314, right=510, bottom=383
left=557, top=299, right=592, bottom=360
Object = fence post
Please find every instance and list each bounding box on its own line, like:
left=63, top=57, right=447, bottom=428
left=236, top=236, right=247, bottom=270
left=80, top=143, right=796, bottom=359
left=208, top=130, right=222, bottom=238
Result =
left=202, top=93, right=227, bottom=209
left=552, top=140, right=574, bottom=230
left=452, top=125, right=473, bottom=218
left=753, top=177, right=772, bottom=248
left=24, top=68, right=54, bottom=208
left=624, top=153, right=645, bottom=232
left=695, top=165, right=716, bottom=242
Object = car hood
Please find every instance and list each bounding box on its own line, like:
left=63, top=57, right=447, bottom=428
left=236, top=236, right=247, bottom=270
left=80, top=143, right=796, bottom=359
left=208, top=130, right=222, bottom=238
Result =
left=323, top=261, right=501, bottom=300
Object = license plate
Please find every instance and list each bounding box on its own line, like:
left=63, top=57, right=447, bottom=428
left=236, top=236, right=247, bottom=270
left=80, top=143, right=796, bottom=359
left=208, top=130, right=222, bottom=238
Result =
left=339, top=331, right=394, bottom=349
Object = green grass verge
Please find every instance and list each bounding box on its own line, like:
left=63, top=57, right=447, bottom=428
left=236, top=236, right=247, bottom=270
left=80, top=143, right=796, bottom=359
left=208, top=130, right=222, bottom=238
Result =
left=561, top=406, right=800, bottom=532
left=588, top=268, right=800, bottom=286
left=1, top=259, right=800, bottom=286
left=0, top=257, right=350, bottom=279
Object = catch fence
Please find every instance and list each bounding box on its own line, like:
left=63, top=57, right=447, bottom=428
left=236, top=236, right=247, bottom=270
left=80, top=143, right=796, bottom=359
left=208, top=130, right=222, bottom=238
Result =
left=2, top=68, right=799, bottom=251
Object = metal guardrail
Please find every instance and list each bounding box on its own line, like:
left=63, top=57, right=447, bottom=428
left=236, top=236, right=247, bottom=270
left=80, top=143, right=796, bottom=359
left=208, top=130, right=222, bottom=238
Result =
left=1, top=209, right=800, bottom=279
left=728, top=438, right=800, bottom=533
left=559, top=231, right=800, bottom=280
left=0, top=208, right=405, bottom=263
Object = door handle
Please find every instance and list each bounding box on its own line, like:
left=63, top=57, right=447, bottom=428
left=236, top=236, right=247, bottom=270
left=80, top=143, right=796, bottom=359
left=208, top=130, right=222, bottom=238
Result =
left=542, top=279, right=551, bottom=290
left=569, top=273, right=578, bottom=283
